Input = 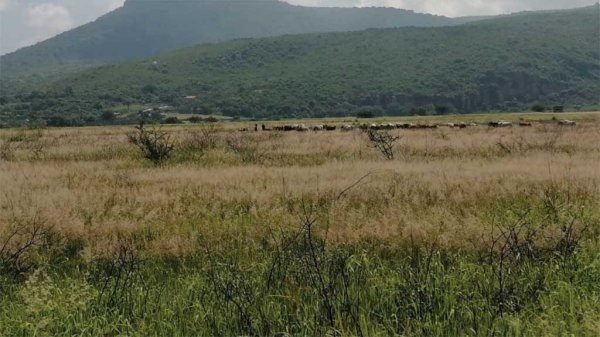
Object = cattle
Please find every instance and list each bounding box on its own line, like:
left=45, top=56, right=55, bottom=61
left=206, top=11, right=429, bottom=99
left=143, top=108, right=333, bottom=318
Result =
left=558, top=120, right=576, bottom=126
left=312, top=125, right=324, bottom=131
left=519, top=122, right=533, bottom=127
left=341, top=125, right=354, bottom=131
left=488, top=121, right=513, bottom=128
left=324, top=125, right=337, bottom=131
left=297, top=124, right=309, bottom=132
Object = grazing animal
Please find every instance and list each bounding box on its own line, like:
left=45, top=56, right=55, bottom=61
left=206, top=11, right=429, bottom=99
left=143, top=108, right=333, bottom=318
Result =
left=519, top=122, right=533, bottom=127
left=297, top=124, right=309, bottom=132
left=488, top=121, right=513, bottom=128
left=558, top=119, right=576, bottom=126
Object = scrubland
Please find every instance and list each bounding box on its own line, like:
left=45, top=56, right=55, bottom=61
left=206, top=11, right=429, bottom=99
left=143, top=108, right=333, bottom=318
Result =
left=0, top=113, right=599, bottom=336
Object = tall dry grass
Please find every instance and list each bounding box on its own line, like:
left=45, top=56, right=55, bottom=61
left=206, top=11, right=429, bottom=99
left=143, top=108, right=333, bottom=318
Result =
left=1, top=113, right=599, bottom=336
left=0, top=115, right=598, bottom=256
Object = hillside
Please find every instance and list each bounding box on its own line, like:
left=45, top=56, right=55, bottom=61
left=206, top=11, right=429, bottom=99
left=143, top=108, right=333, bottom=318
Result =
left=0, top=0, right=467, bottom=80
left=1, top=5, right=598, bottom=126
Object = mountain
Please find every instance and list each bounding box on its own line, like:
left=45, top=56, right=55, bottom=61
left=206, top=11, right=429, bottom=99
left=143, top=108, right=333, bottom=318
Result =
left=0, top=0, right=471, bottom=80
left=0, top=5, right=598, bottom=126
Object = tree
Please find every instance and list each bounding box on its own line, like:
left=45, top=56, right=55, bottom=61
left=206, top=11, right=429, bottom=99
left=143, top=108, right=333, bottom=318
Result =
left=435, top=104, right=451, bottom=115
left=163, top=116, right=181, bottom=124
left=531, top=104, right=547, bottom=112
left=100, top=111, right=115, bottom=122
left=410, top=107, right=427, bottom=116
left=141, top=84, right=158, bottom=95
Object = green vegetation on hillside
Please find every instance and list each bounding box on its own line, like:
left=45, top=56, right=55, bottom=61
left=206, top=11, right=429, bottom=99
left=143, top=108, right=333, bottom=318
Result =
left=0, top=0, right=465, bottom=81
left=0, top=5, right=598, bottom=127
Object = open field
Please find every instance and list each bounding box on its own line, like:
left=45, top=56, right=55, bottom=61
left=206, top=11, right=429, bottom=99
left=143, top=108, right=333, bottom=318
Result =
left=1, top=112, right=599, bottom=336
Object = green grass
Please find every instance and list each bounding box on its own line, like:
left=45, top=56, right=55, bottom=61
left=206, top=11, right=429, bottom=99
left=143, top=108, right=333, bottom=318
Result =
left=1, top=184, right=599, bottom=336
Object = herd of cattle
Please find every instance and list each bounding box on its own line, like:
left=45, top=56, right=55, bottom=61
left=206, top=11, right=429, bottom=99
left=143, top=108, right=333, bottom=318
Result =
left=241, top=119, right=577, bottom=132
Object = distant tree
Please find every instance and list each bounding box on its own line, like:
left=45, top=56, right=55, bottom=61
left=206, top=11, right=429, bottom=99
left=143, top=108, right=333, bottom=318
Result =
left=141, top=84, right=158, bottom=95
left=46, top=116, right=71, bottom=127
left=356, top=106, right=382, bottom=118
left=188, top=116, right=204, bottom=123
left=386, top=102, right=407, bottom=116
left=64, top=86, right=74, bottom=96
left=435, top=104, right=451, bottom=115
left=356, top=111, right=375, bottom=118
left=410, top=107, right=427, bottom=116
left=163, top=116, right=181, bottom=124
left=531, top=104, right=547, bottom=112
left=100, top=111, right=115, bottom=122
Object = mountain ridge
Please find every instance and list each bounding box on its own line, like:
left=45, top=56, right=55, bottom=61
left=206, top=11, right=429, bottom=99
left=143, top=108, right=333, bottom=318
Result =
left=0, top=0, right=473, bottom=80
left=0, top=5, right=597, bottom=126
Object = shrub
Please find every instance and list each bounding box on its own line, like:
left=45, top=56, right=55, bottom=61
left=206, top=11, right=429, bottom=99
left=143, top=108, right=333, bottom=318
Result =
left=410, top=107, right=428, bottom=116
left=100, top=111, right=115, bottom=122
left=183, top=124, right=220, bottom=153
left=127, top=122, right=175, bottom=165
left=531, top=104, right=547, bottom=112
left=365, top=129, right=401, bottom=160
left=435, top=104, right=451, bottom=115
left=163, top=116, right=181, bottom=124
left=356, top=111, right=375, bottom=118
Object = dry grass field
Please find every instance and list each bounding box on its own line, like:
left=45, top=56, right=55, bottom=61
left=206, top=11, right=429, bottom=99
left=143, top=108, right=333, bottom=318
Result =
left=0, top=112, right=599, bottom=336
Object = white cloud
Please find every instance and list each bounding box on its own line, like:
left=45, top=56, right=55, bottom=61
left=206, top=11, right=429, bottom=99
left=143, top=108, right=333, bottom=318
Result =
left=26, top=3, right=73, bottom=31
left=105, top=0, right=126, bottom=11
left=287, top=0, right=595, bottom=16
left=0, top=0, right=12, bottom=12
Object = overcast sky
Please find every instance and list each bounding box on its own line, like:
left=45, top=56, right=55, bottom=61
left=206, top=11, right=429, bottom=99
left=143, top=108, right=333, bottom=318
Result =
left=0, top=0, right=595, bottom=55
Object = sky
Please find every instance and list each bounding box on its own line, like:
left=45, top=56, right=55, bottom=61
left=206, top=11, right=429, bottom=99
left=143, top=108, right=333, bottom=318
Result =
left=0, top=0, right=595, bottom=55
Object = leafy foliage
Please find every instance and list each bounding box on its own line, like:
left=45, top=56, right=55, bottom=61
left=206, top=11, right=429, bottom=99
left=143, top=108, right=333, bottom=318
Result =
left=0, top=0, right=463, bottom=80
left=0, top=5, right=598, bottom=126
